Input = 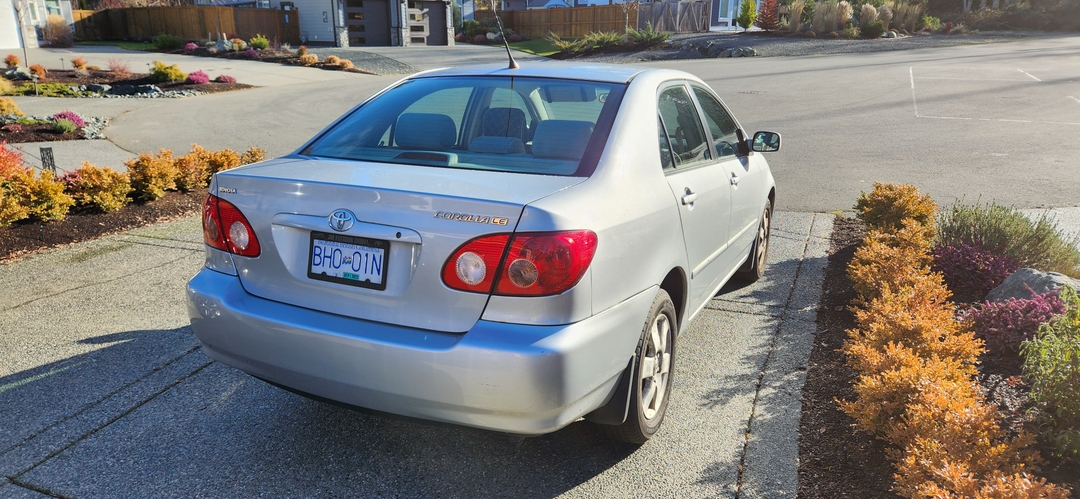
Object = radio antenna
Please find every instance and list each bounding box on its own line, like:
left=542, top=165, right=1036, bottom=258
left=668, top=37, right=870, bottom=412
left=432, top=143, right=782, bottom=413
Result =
left=493, top=7, right=520, bottom=70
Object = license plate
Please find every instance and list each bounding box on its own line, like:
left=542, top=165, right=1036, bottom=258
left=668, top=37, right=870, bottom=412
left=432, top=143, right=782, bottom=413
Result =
left=307, top=231, right=389, bottom=290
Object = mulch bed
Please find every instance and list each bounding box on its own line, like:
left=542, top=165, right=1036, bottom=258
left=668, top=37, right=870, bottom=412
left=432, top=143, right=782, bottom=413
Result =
left=169, top=47, right=376, bottom=75
left=0, top=188, right=205, bottom=264
left=34, top=69, right=253, bottom=94
left=0, top=123, right=84, bottom=143
left=798, top=216, right=1079, bottom=498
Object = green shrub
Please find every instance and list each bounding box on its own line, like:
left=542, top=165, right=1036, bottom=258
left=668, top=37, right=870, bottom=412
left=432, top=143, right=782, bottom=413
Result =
left=52, top=118, right=77, bottom=134
left=0, top=78, right=14, bottom=96
left=125, top=149, right=177, bottom=201
left=462, top=19, right=484, bottom=37
left=736, top=0, right=758, bottom=30
left=922, top=15, right=941, bottom=31
left=801, top=0, right=816, bottom=25
left=937, top=201, right=1080, bottom=278
left=854, top=182, right=938, bottom=234
left=861, top=19, right=886, bottom=37
left=65, top=162, right=132, bottom=212
left=546, top=33, right=588, bottom=54
left=840, top=26, right=859, bottom=37
left=627, top=22, right=670, bottom=47
left=1022, top=286, right=1080, bottom=460
left=152, top=33, right=184, bottom=51
left=584, top=31, right=623, bottom=48
left=249, top=33, right=270, bottom=50
left=149, top=60, right=186, bottom=83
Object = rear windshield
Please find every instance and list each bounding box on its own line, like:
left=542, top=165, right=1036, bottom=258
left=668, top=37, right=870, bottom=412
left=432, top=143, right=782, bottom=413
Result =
left=301, top=76, right=626, bottom=176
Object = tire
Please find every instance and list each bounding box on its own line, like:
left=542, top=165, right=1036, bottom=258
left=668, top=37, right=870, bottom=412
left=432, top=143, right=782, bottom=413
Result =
left=736, top=199, right=772, bottom=283
left=601, top=289, right=677, bottom=444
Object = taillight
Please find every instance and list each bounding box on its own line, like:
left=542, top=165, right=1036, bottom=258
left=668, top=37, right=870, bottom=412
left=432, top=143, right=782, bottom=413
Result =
left=441, top=230, right=597, bottom=296
left=203, top=194, right=260, bottom=257
left=494, top=231, right=597, bottom=296
left=442, top=234, right=510, bottom=293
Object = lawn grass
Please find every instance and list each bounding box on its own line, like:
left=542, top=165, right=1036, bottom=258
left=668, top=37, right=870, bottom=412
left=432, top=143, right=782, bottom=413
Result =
left=509, top=38, right=560, bottom=57
left=75, top=40, right=157, bottom=51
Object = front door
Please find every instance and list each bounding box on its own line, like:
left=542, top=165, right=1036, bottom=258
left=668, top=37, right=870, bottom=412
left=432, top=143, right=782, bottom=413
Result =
left=712, top=0, right=738, bottom=27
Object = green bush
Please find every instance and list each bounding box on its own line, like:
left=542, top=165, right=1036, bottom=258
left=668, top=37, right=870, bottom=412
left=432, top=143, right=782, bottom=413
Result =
left=937, top=201, right=1080, bottom=278
left=922, top=15, right=941, bottom=32
left=152, top=33, right=184, bottom=51
left=583, top=31, right=623, bottom=49
left=249, top=33, right=270, bottom=50
left=546, top=33, right=588, bottom=54
left=1022, top=286, right=1080, bottom=460
left=736, top=0, right=758, bottom=30
left=627, top=22, right=670, bottom=47
left=52, top=118, right=77, bottom=134
left=149, top=60, right=186, bottom=83
left=861, top=19, right=886, bottom=38
left=463, top=20, right=484, bottom=37
left=9, top=82, right=85, bottom=97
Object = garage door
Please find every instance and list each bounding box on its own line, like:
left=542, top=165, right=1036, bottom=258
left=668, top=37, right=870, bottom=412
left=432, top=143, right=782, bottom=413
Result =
left=345, top=0, right=390, bottom=46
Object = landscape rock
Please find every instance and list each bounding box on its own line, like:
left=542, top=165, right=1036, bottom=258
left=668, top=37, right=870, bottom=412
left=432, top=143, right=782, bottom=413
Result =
left=135, top=84, right=162, bottom=94
left=985, top=268, right=1080, bottom=301
left=108, top=84, right=135, bottom=96
left=87, top=83, right=111, bottom=93
left=2, top=66, right=33, bottom=80
left=707, top=44, right=725, bottom=57
left=720, top=48, right=734, bottom=57
left=884, top=31, right=897, bottom=38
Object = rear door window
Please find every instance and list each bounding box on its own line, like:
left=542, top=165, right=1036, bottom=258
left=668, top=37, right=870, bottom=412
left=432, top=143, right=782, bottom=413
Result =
left=657, top=85, right=712, bottom=168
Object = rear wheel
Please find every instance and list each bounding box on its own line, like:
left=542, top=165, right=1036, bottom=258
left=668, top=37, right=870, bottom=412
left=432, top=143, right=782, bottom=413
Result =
left=736, top=200, right=772, bottom=283
left=601, top=289, right=677, bottom=444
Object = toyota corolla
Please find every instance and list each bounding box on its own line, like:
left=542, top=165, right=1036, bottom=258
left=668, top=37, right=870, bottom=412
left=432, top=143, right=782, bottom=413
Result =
left=186, top=62, right=779, bottom=443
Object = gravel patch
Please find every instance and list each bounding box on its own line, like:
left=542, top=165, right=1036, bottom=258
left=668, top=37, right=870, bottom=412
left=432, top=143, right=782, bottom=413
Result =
left=575, top=31, right=1038, bottom=63
left=309, top=48, right=418, bottom=75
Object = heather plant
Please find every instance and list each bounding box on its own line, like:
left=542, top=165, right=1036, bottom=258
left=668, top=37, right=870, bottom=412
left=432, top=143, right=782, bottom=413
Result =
left=52, top=119, right=77, bottom=134
left=4, top=54, right=18, bottom=68
left=125, top=149, right=178, bottom=201
left=1022, top=286, right=1080, bottom=461
left=184, top=42, right=198, bottom=52
left=214, top=74, right=236, bottom=84
left=736, top=0, right=758, bottom=30
left=51, top=110, right=85, bottom=128
left=298, top=54, right=318, bottom=66
left=933, top=243, right=1019, bottom=303
left=24, top=170, right=74, bottom=221
left=150, top=61, right=186, bottom=83
left=186, top=70, right=210, bottom=85
left=967, top=290, right=1065, bottom=357
left=0, top=97, right=24, bottom=117
left=70, top=56, right=87, bottom=70
left=244, top=48, right=258, bottom=58
left=63, top=163, right=132, bottom=212
left=937, top=201, right=1080, bottom=278
left=107, top=58, right=130, bottom=76
left=240, top=146, right=265, bottom=165
left=249, top=33, right=270, bottom=50
left=854, top=182, right=937, bottom=234
left=152, top=33, right=184, bottom=51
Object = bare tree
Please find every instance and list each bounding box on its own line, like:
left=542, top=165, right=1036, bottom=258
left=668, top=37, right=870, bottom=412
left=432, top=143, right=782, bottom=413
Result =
left=620, top=0, right=639, bottom=34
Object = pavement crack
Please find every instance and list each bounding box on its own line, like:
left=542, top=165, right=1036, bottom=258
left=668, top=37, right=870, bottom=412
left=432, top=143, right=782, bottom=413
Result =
left=3, top=254, right=191, bottom=313
left=734, top=213, right=819, bottom=499
left=9, top=354, right=212, bottom=481
left=6, top=477, right=72, bottom=499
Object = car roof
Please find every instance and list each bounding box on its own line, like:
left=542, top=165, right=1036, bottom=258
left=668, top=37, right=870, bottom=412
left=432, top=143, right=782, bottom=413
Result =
left=413, top=62, right=657, bottom=84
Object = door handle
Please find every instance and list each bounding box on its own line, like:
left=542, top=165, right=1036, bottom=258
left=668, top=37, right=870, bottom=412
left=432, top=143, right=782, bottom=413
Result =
left=681, top=191, right=698, bottom=205
left=730, top=173, right=740, bottom=186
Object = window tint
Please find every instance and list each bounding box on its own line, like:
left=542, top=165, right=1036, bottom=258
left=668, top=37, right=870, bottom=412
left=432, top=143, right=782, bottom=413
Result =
left=658, top=115, right=674, bottom=171
left=658, top=85, right=711, bottom=168
left=692, top=86, right=740, bottom=158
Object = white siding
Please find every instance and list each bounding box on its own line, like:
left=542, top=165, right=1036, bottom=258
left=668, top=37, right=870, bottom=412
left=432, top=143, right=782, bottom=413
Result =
left=272, top=0, right=335, bottom=43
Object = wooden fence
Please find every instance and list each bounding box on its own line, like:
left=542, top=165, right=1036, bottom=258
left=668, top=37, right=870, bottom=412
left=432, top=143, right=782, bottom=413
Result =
left=638, top=1, right=709, bottom=33
left=475, top=5, right=637, bottom=39
left=72, top=6, right=300, bottom=45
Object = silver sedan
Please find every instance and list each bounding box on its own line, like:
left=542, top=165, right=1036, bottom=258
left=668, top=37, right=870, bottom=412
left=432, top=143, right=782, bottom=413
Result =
left=186, top=62, right=779, bottom=443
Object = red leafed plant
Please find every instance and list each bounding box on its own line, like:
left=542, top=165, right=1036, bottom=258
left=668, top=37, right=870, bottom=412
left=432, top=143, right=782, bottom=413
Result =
left=933, top=243, right=1019, bottom=303
left=755, top=0, right=782, bottom=31
left=966, top=289, right=1066, bottom=356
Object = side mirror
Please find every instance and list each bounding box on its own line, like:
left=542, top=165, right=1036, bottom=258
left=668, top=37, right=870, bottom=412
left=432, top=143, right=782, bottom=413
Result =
left=751, top=131, right=781, bottom=152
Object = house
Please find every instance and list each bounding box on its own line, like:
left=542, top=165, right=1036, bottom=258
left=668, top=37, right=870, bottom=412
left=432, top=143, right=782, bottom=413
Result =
left=2, top=0, right=75, bottom=49
left=260, top=0, right=453, bottom=46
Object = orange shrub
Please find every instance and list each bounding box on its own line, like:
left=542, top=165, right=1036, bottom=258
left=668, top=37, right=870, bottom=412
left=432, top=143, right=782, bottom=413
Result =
left=174, top=145, right=212, bottom=191
left=0, top=143, right=30, bottom=226
left=339, top=59, right=355, bottom=69
left=207, top=148, right=240, bottom=174
left=24, top=170, right=74, bottom=221
left=125, top=149, right=177, bottom=201
left=854, top=182, right=937, bottom=234
left=239, top=146, right=265, bottom=165
left=71, top=56, right=87, bottom=70
left=0, top=97, right=24, bottom=117
left=66, top=163, right=132, bottom=212
left=298, top=54, right=318, bottom=66
left=848, top=227, right=935, bottom=304
left=917, top=466, right=1071, bottom=499
left=324, top=55, right=341, bottom=65
left=29, top=64, right=47, bottom=80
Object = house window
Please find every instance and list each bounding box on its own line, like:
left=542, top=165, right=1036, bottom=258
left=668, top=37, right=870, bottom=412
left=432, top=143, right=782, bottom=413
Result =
left=410, top=13, right=423, bottom=21
left=346, top=0, right=363, bottom=6
left=348, top=24, right=366, bottom=31
left=350, top=36, right=366, bottom=44
left=410, top=25, right=425, bottom=32
left=348, top=12, right=364, bottom=19
left=411, top=37, right=425, bottom=43
left=409, top=1, right=420, bottom=9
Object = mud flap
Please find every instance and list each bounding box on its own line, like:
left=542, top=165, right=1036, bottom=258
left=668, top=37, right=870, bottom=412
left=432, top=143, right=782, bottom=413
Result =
left=584, top=356, right=636, bottom=425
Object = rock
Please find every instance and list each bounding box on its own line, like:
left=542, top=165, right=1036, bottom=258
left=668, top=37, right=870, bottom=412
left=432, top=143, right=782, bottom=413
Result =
left=107, top=84, right=135, bottom=95
left=87, top=83, right=111, bottom=93
left=2, top=66, right=33, bottom=80
left=707, top=44, right=725, bottom=57
left=884, top=31, right=897, bottom=38
left=135, top=84, right=161, bottom=94
left=740, top=47, right=756, bottom=57
left=986, top=268, right=1080, bottom=302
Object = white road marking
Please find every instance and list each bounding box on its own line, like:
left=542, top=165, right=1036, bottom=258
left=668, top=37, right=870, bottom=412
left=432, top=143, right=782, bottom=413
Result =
left=918, top=115, right=1080, bottom=125
left=1069, top=96, right=1080, bottom=104
left=915, top=77, right=1030, bottom=82
left=1017, top=69, right=1042, bottom=82
left=909, top=67, right=919, bottom=117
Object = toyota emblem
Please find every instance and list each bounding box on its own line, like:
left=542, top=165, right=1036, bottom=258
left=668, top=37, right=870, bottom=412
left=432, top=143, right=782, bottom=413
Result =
left=327, top=209, right=355, bottom=232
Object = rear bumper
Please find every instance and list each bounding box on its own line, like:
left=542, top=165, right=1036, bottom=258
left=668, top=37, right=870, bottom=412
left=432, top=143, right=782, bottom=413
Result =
left=186, top=268, right=654, bottom=435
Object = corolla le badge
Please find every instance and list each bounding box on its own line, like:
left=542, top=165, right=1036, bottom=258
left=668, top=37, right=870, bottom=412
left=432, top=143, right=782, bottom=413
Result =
left=328, top=209, right=356, bottom=232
